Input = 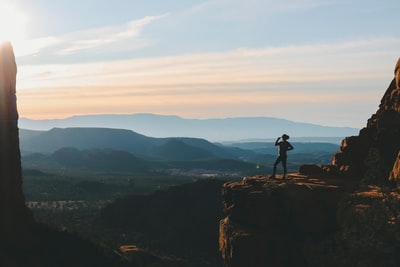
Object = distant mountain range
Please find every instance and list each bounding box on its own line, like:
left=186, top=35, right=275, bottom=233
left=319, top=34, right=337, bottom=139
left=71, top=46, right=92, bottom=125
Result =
left=19, top=128, right=243, bottom=159
left=19, top=127, right=339, bottom=175
left=19, top=128, right=263, bottom=175
left=19, top=113, right=359, bottom=142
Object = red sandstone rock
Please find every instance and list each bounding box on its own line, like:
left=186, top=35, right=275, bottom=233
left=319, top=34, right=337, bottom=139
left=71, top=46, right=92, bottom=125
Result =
left=327, top=59, right=400, bottom=181
left=389, top=151, right=400, bottom=184
left=0, top=40, right=395, bottom=266
left=221, top=58, right=400, bottom=267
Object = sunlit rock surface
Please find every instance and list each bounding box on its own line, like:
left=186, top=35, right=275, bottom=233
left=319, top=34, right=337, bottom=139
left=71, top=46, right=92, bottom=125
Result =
left=389, top=151, right=400, bottom=183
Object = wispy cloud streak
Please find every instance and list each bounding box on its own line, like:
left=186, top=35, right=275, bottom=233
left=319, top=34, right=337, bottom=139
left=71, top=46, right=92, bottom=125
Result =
left=186, top=0, right=336, bottom=18
left=18, top=37, right=400, bottom=89
left=16, top=36, right=400, bottom=126
left=16, top=14, right=167, bottom=58
left=58, top=15, right=166, bottom=55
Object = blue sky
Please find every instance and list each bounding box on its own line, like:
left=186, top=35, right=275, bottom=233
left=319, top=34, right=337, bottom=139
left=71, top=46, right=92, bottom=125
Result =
left=3, top=0, right=400, bottom=128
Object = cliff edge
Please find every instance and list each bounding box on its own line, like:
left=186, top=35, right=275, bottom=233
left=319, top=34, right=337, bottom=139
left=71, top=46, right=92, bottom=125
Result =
left=219, top=58, right=400, bottom=266
left=219, top=175, right=358, bottom=267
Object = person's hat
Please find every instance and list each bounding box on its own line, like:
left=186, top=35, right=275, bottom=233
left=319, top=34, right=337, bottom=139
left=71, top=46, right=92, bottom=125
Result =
left=282, top=134, right=289, bottom=140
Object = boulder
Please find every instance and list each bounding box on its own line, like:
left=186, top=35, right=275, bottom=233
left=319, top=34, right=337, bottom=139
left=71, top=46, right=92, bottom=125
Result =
left=299, top=164, right=324, bottom=176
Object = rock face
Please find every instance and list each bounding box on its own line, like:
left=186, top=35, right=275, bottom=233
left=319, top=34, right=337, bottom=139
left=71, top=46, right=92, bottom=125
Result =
left=220, top=58, right=400, bottom=266
left=99, top=178, right=226, bottom=266
left=0, top=42, right=142, bottom=267
left=219, top=175, right=357, bottom=267
left=389, top=151, right=400, bottom=182
left=0, top=42, right=33, bottom=244
left=330, top=58, right=400, bottom=181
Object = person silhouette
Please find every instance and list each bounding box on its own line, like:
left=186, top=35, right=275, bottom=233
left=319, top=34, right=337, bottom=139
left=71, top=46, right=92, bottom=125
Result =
left=395, top=57, right=400, bottom=89
left=269, top=134, right=293, bottom=180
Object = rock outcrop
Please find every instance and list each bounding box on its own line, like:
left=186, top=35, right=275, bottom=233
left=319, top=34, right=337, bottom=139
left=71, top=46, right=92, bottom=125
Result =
left=330, top=58, right=400, bottom=181
left=0, top=42, right=33, bottom=245
left=220, top=58, right=400, bottom=266
left=219, top=175, right=357, bottom=267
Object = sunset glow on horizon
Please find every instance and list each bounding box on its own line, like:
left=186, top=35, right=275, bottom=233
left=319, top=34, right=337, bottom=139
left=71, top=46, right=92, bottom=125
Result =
left=9, top=0, right=400, bottom=128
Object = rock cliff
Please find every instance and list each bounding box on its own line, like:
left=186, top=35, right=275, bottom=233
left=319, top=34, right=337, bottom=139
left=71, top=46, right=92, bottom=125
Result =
left=0, top=42, right=128, bottom=267
left=0, top=42, right=33, bottom=245
left=330, top=57, right=400, bottom=181
left=219, top=175, right=357, bottom=267
left=219, top=58, right=400, bottom=266
left=99, top=178, right=226, bottom=267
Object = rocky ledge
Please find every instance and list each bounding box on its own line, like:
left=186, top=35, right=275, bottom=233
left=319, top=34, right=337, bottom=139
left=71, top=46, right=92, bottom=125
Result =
left=219, top=174, right=358, bottom=267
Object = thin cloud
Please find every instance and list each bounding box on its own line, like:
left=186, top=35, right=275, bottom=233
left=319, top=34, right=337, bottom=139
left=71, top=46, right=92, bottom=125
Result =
left=15, top=14, right=167, bottom=58
left=58, top=15, right=167, bottom=55
left=14, top=36, right=61, bottom=57
left=17, top=36, right=399, bottom=125
left=18, top=37, right=400, bottom=89
left=186, top=0, right=336, bottom=18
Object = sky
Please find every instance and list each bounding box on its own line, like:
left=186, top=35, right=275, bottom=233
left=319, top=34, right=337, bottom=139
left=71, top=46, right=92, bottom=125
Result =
left=2, top=0, right=400, bottom=128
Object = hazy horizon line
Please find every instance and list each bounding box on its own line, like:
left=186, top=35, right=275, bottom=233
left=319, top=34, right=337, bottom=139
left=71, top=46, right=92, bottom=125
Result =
left=19, top=112, right=361, bottom=129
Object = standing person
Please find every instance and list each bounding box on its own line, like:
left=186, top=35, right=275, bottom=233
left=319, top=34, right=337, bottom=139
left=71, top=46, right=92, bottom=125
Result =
left=270, top=134, right=293, bottom=180
left=395, top=57, right=400, bottom=89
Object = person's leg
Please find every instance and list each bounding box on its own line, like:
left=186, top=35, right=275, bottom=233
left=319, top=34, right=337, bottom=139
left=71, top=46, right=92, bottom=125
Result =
left=281, top=156, right=287, bottom=179
left=271, top=156, right=282, bottom=179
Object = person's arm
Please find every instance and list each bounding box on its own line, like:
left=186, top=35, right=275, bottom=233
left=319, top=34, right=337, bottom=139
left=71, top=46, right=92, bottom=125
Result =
left=287, top=142, right=294, bottom=151
left=275, top=137, right=280, bottom=146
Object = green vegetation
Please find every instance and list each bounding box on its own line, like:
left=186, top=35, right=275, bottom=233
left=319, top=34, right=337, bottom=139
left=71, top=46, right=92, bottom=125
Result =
left=22, top=168, right=231, bottom=267
left=23, top=168, right=201, bottom=228
left=23, top=169, right=196, bottom=201
left=19, top=129, right=340, bottom=266
left=24, top=170, right=191, bottom=238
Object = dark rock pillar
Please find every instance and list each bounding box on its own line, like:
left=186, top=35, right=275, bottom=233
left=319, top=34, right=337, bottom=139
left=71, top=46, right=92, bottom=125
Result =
left=0, top=42, right=32, bottom=243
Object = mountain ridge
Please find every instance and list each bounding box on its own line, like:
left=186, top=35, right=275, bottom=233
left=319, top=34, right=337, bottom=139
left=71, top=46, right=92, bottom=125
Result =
left=19, top=113, right=359, bottom=142
left=19, top=127, right=338, bottom=176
